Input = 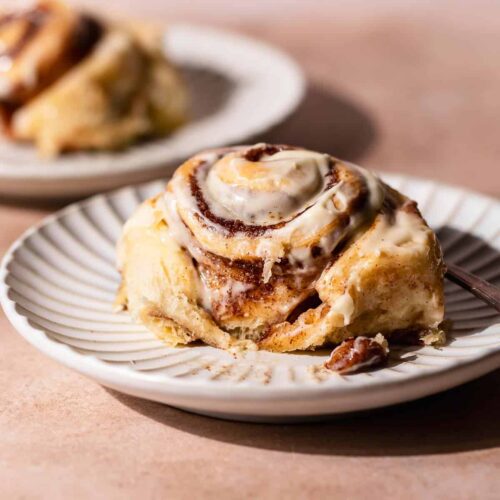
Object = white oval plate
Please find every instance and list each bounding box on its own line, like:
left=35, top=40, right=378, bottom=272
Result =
left=0, top=24, right=304, bottom=199
left=1, top=174, right=500, bottom=422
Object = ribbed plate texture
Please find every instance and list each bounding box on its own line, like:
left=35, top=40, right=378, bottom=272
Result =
left=1, top=174, right=499, bottom=421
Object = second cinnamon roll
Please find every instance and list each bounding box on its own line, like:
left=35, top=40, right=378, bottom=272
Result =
left=0, top=1, right=187, bottom=156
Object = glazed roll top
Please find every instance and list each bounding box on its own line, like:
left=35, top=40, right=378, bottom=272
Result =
left=0, top=0, right=102, bottom=109
left=164, top=144, right=385, bottom=280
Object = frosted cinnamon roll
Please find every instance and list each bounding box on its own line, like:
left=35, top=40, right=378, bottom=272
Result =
left=0, top=1, right=187, bottom=156
left=116, top=144, right=445, bottom=354
left=0, top=1, right=102, bottom=111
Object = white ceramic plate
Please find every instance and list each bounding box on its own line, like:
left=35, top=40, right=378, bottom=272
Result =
left=0, top=24, right=304, bottom=199
left=1, top=174, right=500, bottom=422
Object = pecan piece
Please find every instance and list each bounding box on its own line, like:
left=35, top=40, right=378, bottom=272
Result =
left=325, top=335, right=388, bottom=374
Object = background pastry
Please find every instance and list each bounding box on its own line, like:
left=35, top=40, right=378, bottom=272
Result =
left=0, top=1, right=187, bottom=156
left=116, top=143, right=445, bottom=353
left=0, top=1, right=102, bottom=111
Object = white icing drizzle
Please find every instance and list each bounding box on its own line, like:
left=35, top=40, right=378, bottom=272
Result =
left=164, top=146, right=385, bottom=282
left=161, top=191, right=205, bottom=263
left=331, top=291, right=355, bottom=324
left=357, top=206, right=430, bottom=258
left=203, top=149, right=328, bottom=224
left=322, top=200, right=438, bottom=327
left=211, top=279, right=254, bottom=306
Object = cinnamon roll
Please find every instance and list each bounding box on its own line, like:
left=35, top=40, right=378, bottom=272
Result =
left=116, top=144, right=445, bottom=355
left=0, top=1, right=187, bottom=156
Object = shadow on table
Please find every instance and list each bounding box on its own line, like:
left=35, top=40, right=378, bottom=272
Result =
left=262, top=82, right=377, bottom=161
left=0, top=197, right=69, bottom=211
left=109, top=369, right=499, bottom=457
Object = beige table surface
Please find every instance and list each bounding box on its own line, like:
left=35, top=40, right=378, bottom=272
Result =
left=1, top=1, right=499, bottom=499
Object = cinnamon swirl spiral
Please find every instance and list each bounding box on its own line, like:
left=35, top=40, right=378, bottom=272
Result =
left=117, top=144, right=445, bottom=352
